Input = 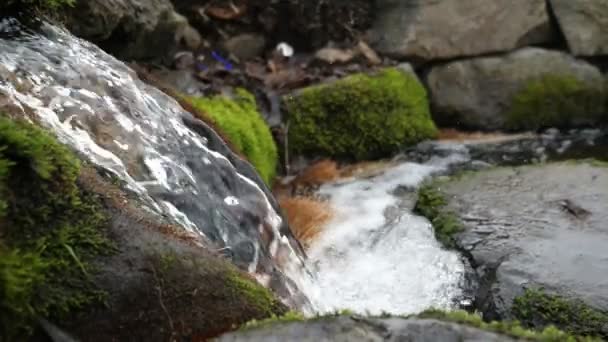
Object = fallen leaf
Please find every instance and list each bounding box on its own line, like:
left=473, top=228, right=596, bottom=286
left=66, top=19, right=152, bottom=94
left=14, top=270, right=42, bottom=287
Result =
left=205, top=2, right=247, bottom=20
left=314, top=47, right=357, bottom=64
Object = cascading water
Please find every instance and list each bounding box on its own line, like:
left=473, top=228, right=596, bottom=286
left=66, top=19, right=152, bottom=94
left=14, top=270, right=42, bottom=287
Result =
left=0, top=18, right=470, bottom=317
left=297, top=150, right=471, bottom=315
left=0, top=18, right=308, bottom=307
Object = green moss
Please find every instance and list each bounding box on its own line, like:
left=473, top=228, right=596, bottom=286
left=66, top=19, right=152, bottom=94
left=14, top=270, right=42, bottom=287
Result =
left=226, top=270, right=284, bottom=317
left=0, top=116, right=112, bottom=340
left=512, top=288, right=608, bottom=339
left=507, top=74, right=607, bottom=131
left=419, top=309, right=599, bottom=341
left=186, top=89, right=278, bottom=184
left=240, top=308, right=361, bottom=332
left=285, top=68, right=438, bottom=160
left=240, top=311, right=306, bottom=331
left=241, top=309, right=595, bottom=341
left=414, top=183, right=463, bottom=249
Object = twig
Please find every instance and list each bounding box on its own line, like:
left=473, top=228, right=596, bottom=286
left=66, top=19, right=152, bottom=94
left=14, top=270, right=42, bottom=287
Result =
left=150, top=263, right=175, bottom=334
left=284, top=121, right=290, bottom=176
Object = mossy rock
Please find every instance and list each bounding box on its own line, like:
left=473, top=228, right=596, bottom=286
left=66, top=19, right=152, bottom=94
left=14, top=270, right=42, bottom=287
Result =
left=413, top=183, right=463, bottom=249
left=285, top=67, right=438, bottom=161
left=0, top=115, right=112, bottom=340
left=418, top=309, right=599, bottom=341
left=512, top=288, right=608, bottom=339
left=222, top=310, right=594, bottom=341
left=0, top=114, right=288, bottom=340
left=507, top=74, right=608, bottom=131
left=186, top=89, right=278, bottom=184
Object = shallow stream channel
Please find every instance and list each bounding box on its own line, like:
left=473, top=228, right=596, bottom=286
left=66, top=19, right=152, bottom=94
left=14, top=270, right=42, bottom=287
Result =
left=294, top=129, right=608, bottom=316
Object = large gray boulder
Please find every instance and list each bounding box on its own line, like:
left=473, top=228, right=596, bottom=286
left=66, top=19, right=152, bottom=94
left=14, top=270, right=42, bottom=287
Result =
left=550, top=0, right=608, bottom=56
left=65, top=0, right=199, bottom=62
left=216, top=316, right=518, bottom=341
left=431, top=161, right=608, bottom=335
left=426, top=48, right=606, bottom=130
left=369, top=0, right=555, bottom=61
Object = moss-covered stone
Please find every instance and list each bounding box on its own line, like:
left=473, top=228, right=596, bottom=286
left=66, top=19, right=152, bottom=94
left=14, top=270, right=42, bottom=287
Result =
left=54, top=166, right=289, bottom=341
left=285, top=68, right=438, bottom=161
left=512, top=288, right=608, bottom=339
left=186, top=89, right=278, bottom=184
left=240, top=311, right=306, bottom=331
left=240, top=309, right=362, bottom=332
left=234, top=309, right=594, bottom=341
left=0, top=116, right=112, bottom=340
left=226, top=270, right=285, bottom=317
left=418, top=309, right=599, bottom=342
left=413, top=183, right=463, bottom=249
left=507, top=74, right=607, bottom=131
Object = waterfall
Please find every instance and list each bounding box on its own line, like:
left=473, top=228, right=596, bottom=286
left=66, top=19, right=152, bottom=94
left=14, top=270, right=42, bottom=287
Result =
left=0, top=18, right=309, bottom=308
left=0, top=17, right=470, bottom=316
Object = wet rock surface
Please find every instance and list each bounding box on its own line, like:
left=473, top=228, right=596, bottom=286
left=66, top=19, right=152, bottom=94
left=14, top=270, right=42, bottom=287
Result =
left=59, top=168, right=289, bottom=342
left=216, top=316, right=518, bottom=342
left=438, top=161, right=608, bottom=319
left=0, top=19, right=308, bottom=309
left=405, top=129, right=608, bottom=167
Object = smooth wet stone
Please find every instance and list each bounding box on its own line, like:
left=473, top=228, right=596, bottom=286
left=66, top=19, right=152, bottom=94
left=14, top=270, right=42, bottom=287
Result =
left=440, top=161, right=608, bottom=318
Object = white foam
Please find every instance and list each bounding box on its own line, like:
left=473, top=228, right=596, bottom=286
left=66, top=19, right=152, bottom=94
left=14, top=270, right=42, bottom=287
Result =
left=224, top=196, right=240, bottom=206
left=298, top=157, right=467, bottom=315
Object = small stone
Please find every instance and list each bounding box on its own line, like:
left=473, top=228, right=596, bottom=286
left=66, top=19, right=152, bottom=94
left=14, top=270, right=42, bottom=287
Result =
left=223, top=33, right=266, bottom=61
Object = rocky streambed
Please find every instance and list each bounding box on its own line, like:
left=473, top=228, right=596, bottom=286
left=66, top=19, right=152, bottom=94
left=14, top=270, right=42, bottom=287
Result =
left=212, top=130, right=608, bottom=341
left=2, top=0, right=608, bottom=340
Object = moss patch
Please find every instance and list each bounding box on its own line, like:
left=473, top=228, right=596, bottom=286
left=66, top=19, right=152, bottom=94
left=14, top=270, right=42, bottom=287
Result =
left=512, top=288, right=608, bottom=339
left=186, top=89, right=278, bottom=184
left=226, top=270, right=285, bottom=317
left=140, top=250, right=287, bottom=340
left=285, top=68, right=438, bottom=160
left=414, top=183, right=463, bottom=249
left=240, top=311, right=306, bottom=331
left=0, top=116, right=112, bottom=340
left=419, top=309, right=599, bottom=342
left=237, top=309, right=594, bottom=341
left=240, top=309, right=358, bottom=332
left=507, top=74, right=607, bottom=131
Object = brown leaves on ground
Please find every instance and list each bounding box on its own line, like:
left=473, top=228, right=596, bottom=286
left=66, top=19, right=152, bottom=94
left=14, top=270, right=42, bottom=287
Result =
left=279, top=196, right=332, bottom=248
left=339, top=160, right=396, bottom=179
left=293, top=159, right=340, bottom=187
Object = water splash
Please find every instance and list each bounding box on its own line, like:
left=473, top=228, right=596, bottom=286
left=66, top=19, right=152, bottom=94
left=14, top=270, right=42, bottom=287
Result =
left=0, top=18, right=476, bottom=315
left=298, top=151, right=470, bottom=315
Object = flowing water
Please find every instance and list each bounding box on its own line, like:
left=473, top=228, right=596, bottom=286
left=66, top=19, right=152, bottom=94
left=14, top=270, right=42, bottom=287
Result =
left=1, top=19, right=472, bottom=316
left=297, top=150, right=470, bottom=315
left=0, top=19, right=307, bottom=305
